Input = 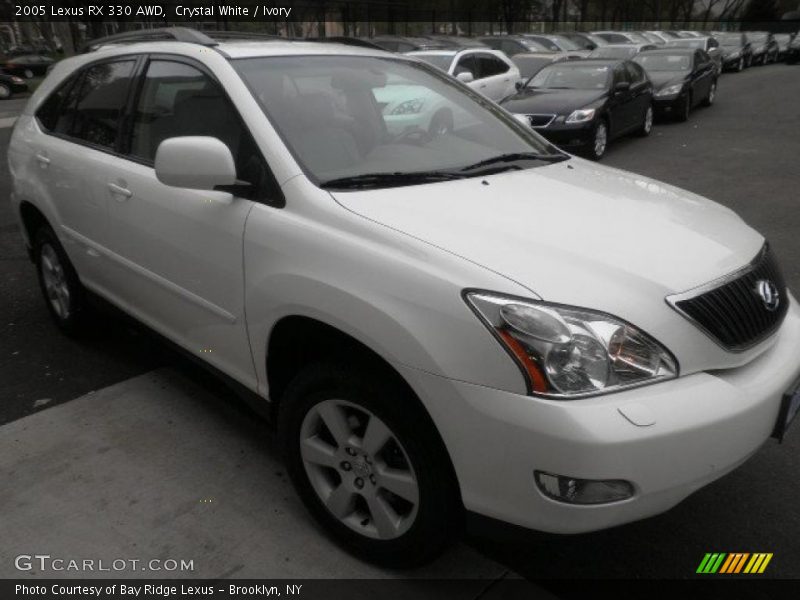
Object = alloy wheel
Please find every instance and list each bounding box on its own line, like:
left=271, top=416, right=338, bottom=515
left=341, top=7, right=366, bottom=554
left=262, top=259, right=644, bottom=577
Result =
left=643, top=106, right=653, bottom=134
left=299, top=399, right=420, bottom=540
left=40, top=243, right=71, bottom=319
left=708, top=83, right=716, bottom=105
left=593, top=122, right=608, bottom=159
left=0, top=84, right=10, bottom=99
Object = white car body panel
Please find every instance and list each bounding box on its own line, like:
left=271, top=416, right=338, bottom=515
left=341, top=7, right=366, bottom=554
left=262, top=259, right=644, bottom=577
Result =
left=9, top=39, right=800, bottom=537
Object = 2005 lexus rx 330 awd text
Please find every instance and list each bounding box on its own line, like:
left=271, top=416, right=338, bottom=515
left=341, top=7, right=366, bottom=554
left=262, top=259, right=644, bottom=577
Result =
left=8, top=29, right=800, bottom=567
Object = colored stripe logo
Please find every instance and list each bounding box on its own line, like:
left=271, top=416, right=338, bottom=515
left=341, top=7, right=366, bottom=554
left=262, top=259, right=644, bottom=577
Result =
left=696, top=553, right=773, bottom=574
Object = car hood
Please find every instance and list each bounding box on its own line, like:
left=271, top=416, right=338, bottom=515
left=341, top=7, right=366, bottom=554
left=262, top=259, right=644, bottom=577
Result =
left=648, top=71, right=687, bottom=89
left=500, top=88, right=606, bottom=114
left=331, top=159, right=763, bottom=308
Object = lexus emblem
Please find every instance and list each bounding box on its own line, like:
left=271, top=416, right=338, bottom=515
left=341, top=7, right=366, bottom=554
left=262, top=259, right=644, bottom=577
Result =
left=756, top=280, right=780, bottom=312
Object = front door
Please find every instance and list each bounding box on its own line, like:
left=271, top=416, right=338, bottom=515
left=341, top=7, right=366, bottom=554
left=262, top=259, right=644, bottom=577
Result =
left=102, top=58, right=271, bottom=387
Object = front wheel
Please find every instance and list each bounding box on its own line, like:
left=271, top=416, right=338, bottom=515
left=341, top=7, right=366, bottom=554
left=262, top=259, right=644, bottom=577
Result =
left=637, top=104, right=654, bottom=137
left=428, top=109, right=453, bottom=137
left=0, top=83, right=11, bottom=100
left=676, top=94, right=691, bottom=122
left=702, top=81, right=717, bottom=107
left=279, top=361, right=461, bottom=567
left=586, top=120, right=608, bottom=160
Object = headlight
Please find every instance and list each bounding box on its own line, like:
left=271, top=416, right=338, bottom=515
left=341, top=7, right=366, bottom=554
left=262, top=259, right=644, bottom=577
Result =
left=390, top=98, right=425, bottom=115
left=656, top=84, right=684, bottom=97
left=465, top=291, right=678, bottom=398
left=11, top=76, right=25, bottom=84
left=565, top=108, right=596, bottom=123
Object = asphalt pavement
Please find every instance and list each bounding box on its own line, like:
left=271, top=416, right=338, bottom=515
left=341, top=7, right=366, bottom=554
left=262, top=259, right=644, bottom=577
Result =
left=1, top=63, right=799, bottom=582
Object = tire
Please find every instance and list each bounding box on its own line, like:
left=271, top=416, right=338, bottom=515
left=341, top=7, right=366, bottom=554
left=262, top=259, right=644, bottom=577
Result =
left=637, top=104, right=654, bottom=137
left=702, top=80, right=716, bottom=107
left=33, top=226, right=90, bottom=336
left=0, top=83, right=11, bottom=100
left=586, top=119, right=608, bottom=161
left=428, top=109, right=453, bottom=137
left=279, top=361, right=461, bottom=567
left=676, top=94, right=691, bottom=122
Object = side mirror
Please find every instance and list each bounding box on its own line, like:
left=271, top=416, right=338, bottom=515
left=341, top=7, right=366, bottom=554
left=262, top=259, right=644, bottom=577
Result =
left=614, top=81, right=631, bottom=93
left=587, top=43, right=597, bottom=51
left=456, top=71, right=474, bottom=83
left=515, top=80, right=525, bottom=91
left=155, top=136, right=238, bottom=191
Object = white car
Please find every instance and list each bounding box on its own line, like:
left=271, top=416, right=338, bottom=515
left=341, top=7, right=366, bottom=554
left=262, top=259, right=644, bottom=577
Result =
left=9, top=29, right=800, bottom=567
left=405, top=48, right=520, bottom=101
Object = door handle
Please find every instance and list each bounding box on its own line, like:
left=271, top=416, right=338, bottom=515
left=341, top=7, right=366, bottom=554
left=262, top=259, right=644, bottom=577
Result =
left=35, top=153, right=50, bottom=167
left=108, top=182, right=132, bottom=199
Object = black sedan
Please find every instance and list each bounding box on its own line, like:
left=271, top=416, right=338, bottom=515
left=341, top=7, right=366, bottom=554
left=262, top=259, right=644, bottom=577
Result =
left=787, top=34, right=800, bottom=64
left=0, top=71, right=28, bottom=99
left=500, top=59, right=654, bottom=160
left=746, top=32, right=779, bottom=65
left=716, top=33, right=752, bottom=71
left=1, top=54, right=55, bottom=78
left=634, top=48, right=717, bottom=122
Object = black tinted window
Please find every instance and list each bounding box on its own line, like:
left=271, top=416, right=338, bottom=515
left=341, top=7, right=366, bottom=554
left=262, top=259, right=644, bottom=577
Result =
left=454, top=54, right=477, bottom=76
left=60, top=61, right=135, bottom=149
left=478, top=55, right=509, bottom=77
left=130, top=60, right=276, bottom=202
left=36, top=73, right=81, bottom=132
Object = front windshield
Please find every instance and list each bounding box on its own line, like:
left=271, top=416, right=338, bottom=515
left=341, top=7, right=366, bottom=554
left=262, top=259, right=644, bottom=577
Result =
left=529, top=64, right=611, bottom=90
left=550, top=36, right=581, bottom=51
left=527, top=36, right=562, bottom=52
left=670, top=39, right=704, bottom=49
left=718, top=36, right=742, bottom=47
left=234, top=55, right=561, bottom=186
left=408, top=53, right=454, bottom=72
left=590, top=47, right=636, bottom=59
left=634, top=54, right=691, bottom=71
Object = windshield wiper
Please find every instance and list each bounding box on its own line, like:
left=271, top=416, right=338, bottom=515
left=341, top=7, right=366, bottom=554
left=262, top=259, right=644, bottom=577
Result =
left=459, top=152, right=569, bottom=173
left=320, top=171, right=465, bottom=190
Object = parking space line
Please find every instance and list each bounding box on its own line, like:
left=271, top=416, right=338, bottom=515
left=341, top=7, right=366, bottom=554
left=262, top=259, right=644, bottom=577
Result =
left=0, top=367, right=514, bottom=582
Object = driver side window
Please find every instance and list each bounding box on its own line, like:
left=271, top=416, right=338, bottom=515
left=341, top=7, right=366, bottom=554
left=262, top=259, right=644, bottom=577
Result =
left=454, top=54, right=478, bottom=78
left=128, top=60, right=278, bottom=203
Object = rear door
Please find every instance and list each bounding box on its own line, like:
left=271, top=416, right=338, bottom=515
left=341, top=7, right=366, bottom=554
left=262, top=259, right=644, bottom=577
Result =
left=31, top=58, right=138, bottom=288
left=474, top=53, right=514, bottom=100
left=102, top=57, right=279, bottom=387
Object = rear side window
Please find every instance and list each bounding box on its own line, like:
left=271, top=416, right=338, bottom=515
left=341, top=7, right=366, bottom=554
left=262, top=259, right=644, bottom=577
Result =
left=51, top=60, right=135, bottom=150
left=478, top=54, right=510, bottom=77
left=36, top=73, right=81, bottom=132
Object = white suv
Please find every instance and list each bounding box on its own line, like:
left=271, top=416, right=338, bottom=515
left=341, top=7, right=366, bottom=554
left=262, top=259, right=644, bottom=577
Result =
left=8, top=29, right=800, bottom=567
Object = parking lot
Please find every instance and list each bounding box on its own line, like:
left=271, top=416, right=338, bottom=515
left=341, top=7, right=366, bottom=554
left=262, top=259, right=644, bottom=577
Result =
left=2, top=61, right=799, bottom=582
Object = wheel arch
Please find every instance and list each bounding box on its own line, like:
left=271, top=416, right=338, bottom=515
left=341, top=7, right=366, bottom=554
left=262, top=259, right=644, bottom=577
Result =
left=266, top=313, right=463, bottom=502
left=19, top=200, right=51, bottom=255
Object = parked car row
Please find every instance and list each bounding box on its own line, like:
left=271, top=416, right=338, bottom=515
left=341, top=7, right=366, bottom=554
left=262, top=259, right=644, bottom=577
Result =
left=364, top=29, right=796, bottom=160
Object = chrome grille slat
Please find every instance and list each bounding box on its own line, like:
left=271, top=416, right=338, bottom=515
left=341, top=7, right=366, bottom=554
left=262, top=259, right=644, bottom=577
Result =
left=667, top=244, right=789, bottom=351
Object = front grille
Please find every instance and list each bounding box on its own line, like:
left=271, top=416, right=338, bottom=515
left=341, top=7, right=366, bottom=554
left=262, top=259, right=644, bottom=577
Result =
left=525, top=114, right=556, bottom=128
left=668, top=244, right=789, bottom=351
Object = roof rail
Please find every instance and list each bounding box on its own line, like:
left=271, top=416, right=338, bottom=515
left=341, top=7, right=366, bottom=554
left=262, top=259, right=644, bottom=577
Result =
left=201, top=30, right=285, bottom=42
left=82, top=27, right=217, bottom=53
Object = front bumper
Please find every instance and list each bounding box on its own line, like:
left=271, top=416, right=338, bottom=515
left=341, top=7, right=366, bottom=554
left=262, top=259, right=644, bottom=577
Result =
left=397, top=297, right=800, bottom=534
left=536, top=122, right=595, bottom=151
left=653, top=93, right=686, bottom=116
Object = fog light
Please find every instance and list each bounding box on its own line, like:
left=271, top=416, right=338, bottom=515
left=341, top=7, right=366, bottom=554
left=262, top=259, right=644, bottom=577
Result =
left=534, top=471, right=634, bottom=504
